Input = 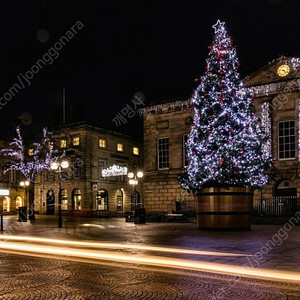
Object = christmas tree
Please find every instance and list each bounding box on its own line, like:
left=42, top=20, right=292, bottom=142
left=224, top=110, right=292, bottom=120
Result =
left=180, top=20, right=270, bottom=191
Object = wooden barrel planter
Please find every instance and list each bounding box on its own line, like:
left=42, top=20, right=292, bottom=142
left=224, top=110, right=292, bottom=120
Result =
left=195, top=187, right=253, bottom=230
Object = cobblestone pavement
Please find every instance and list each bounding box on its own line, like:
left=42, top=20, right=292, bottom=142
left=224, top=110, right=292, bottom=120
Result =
left=0, top=215, right=300, bottom=299
left=0, top=253, right=300, bottom=299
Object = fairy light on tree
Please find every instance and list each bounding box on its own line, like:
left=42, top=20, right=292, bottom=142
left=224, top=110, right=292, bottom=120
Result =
left=180, top=20, right=271, bottom=191
left=1, top=127, right=63, bottom=220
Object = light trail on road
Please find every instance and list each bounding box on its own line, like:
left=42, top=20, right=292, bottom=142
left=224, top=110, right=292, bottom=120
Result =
left=0, top=238, right=300, bottom=283
left=0, top=235, right=246, bottom=257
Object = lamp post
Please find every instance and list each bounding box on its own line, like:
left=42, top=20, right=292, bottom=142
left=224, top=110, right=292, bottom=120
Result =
left=19, top=180, right=30, bottom=221
left=128, top=171, right=144, bottom=224
left=127, top=171, right=143, bottom=210
left=50, top=160, right=69, bottom=228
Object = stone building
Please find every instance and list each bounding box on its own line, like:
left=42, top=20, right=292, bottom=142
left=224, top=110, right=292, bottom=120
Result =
left=142, top=101, right=195, bottom=214
left=34, top=122, right=143, bottom=217
left=246, top=56, right=300, bottom=201
left=142, top=56, right=300, bottom=215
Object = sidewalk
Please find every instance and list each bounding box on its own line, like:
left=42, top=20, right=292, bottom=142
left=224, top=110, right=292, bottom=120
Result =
left=1, top=214, right=300, bottom=272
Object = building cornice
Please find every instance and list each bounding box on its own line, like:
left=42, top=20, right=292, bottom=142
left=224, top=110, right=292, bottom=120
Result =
left=141, top=100, right=191, bottom=115
left=246, top=78, right=300, bottom=98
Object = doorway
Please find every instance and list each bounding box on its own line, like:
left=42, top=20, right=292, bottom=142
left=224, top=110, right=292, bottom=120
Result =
left=46, top=190, right=55, bottom=215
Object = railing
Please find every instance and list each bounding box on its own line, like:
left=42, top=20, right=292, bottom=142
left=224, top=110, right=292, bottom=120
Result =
left=253, top=196, right=300, bottom=216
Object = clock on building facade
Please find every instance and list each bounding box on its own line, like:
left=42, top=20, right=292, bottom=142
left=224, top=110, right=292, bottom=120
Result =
left=277, top=64, right=290, bottom=77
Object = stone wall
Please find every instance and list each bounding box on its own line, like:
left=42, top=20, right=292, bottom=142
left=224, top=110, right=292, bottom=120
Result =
left=143, top=106, right=195, bottom=213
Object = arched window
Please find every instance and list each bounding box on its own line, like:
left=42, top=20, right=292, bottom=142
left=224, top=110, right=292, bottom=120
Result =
left=3, top=196, right=10, bottom=212
left=274, top=179, right=297, bottom=215
left=15, top=196, right=23, bottom=210
left=116, top=189, right=123, bottom=211
left=72, top=188, right=81, bottom=210
left=46, top=190, right=55, bottom=215
left=275, top=179, right=297, bottom=197
left=96, top=189, right=108, bottom=210
left=131, top=191, right=141, bottom=211
left=60, top=189, right=68, bottom=210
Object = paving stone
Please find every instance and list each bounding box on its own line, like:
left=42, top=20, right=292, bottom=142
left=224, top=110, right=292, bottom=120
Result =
left=1, top=215, right=300, bottom=299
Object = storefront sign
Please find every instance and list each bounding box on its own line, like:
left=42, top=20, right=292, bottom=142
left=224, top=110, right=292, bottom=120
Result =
left=0, top=189, right=9, bottom=196
left=102, top=165, right=128, bottom=177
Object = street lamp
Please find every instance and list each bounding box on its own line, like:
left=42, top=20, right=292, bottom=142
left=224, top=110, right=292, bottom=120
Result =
left=50, top=160, right=69, bottom=228
left=128, top=170, right=144, bottom=224
left=128, top=171, right=143, bottom=186
left=19, top=180, right=30, bottom=221
left=128, top=171, right=143, bottom=209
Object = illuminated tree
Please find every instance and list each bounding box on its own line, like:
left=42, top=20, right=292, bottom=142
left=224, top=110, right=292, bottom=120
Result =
left=1, top=127, right=63, bottom=219
left=180, top=20, right=270, bottom=190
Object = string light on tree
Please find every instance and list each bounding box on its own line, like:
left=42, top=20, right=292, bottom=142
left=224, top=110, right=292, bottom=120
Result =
left=179, top=20, right=271, bottom=190
left=1, top=127, right=63, bottom=220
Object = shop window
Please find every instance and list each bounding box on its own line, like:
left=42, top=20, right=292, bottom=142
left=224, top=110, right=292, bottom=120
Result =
left=116, top=189, right=123, bottom=211
left=3, top=196, right=10, bottom=212
left=15, top=196, right=23, bottom=210
left=60, top=189, right=68, bottom=210
left=96, top=189, right=108, bottom=210
left=72, top=188, right=81, bottom=210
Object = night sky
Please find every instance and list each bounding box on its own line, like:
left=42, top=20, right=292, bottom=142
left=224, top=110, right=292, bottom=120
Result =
left=0, top=0, right=299, bottom=137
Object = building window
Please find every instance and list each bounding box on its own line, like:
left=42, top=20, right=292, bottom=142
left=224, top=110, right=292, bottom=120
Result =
left=278, top=121, right=295, bottom=159
left=99, top=139, right=106, bottom=148
left=60, top=139, right=67, bottom=148
left=116, top=189, right=123, bottom=211
left=59, top=171, right=68, bottom=181
left=9, top=170, right=17, bottom=184
left=46, top=190, right=55, bottom=215
left=117, top=143, right=123, bottom=152
left=133, top=147, right=139, bottom=156
left=157, top=137, right=169, bottom=169
left=60, top=189, right=68, bottom=210
left=96, top=189, right=108, bottom=210
left=3, top=196, right=10, bottom=212
left=72, top=158, right=81, bottom=179
left=28, top=148, right=34, bottom=156
left=15, top=196, right=23, bottom=210
left=183, top=134, right=188, bottom=167
left=99, top=159, right=106, bottom=180
left=48, top=170, right=54, bottom=181
left=72, top=136, right=80, bottom=146
left=117, top=163, right=127, bottom=182
left=131, top=191, right=141, bottom=211
left=48, top=141, right=54, bottom=150
left=4, top=170, right=17, bottom=184
left=72, top=188, right=81, bottom=210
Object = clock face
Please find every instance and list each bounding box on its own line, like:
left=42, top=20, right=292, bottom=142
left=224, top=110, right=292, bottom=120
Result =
left=277, top=64, right=290, bottom=77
